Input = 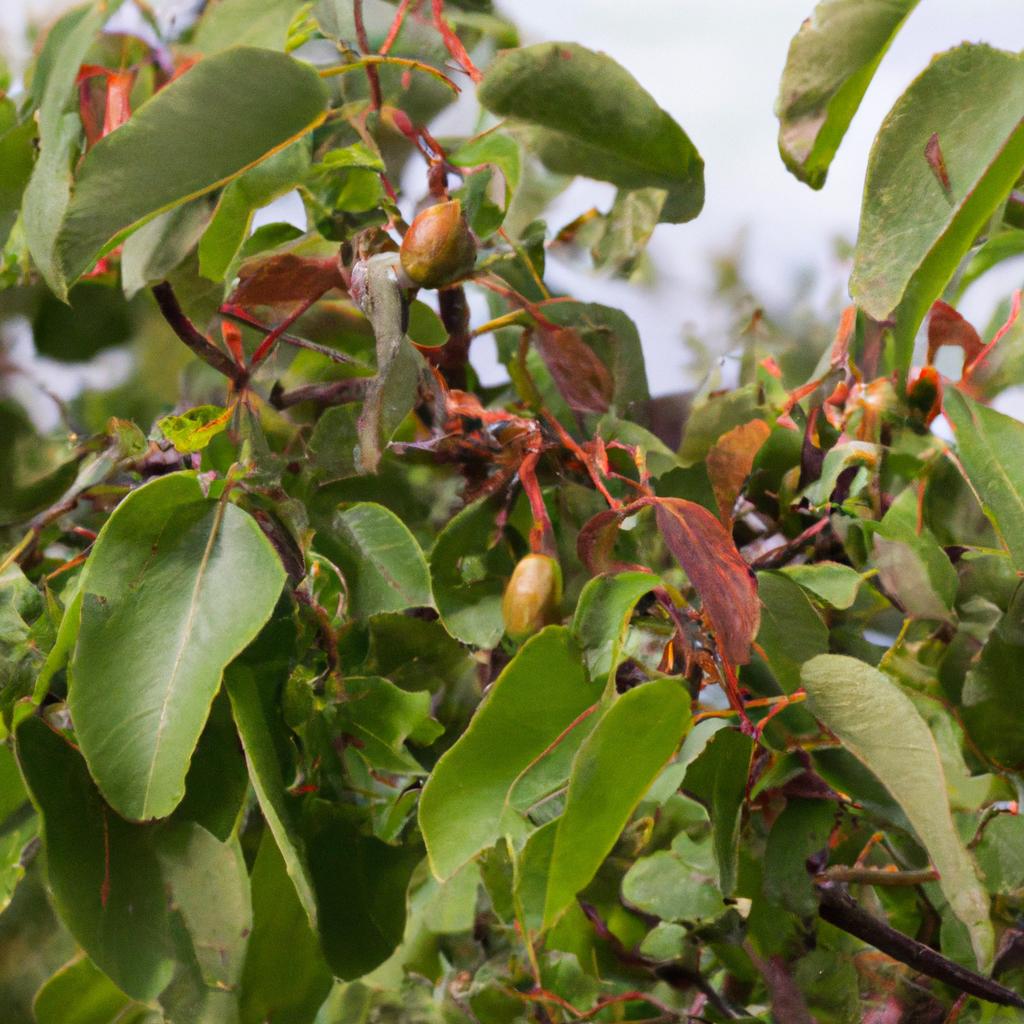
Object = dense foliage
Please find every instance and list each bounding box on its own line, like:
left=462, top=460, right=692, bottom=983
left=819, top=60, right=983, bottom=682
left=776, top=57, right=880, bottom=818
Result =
left=1, top=1, right=1024, bottom=1021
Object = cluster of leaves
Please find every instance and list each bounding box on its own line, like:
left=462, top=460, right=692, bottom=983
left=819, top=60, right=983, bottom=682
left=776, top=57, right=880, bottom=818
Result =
left=0, top=0, right=1023, bottom=1021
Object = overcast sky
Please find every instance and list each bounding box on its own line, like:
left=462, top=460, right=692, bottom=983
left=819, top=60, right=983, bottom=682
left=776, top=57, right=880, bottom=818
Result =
left=2, top=1, right=1023, bottom=395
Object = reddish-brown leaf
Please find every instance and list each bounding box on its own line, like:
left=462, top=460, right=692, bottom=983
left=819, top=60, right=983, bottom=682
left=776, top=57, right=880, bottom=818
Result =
left=928, top=300, right=982, bottom=369
left=706, top=418, right=770, bottom=525
left=577, top=495, right=759, bottom=665
left=535, top=325, right=613, bottom=414
left=229, top=253, right=345, bottom=308
left=576, top=506, right=644, bottom=575
left=653, top=497, right=759, bottom=664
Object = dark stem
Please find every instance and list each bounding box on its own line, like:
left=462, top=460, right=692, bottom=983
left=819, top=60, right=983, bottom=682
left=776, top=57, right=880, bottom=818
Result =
left=432, top=285, right=472, bottom=388
left=152, top=282, right=246, bottom=386
left=816, top=882, right=1024, bottom=1008
left=270, top=378, right=371, bottom=410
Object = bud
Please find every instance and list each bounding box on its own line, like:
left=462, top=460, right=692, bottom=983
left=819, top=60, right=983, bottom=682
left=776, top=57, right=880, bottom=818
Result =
left=400, top=200, right=476, bottom=289
left=502, top=554, right=563, bottom=640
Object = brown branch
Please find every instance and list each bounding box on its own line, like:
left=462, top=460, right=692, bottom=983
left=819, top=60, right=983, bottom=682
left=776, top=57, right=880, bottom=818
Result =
left=431, top=285, right=472, bottom=388
left=152, top=282, right=245, bottom=386
left=269, top=378, right=371, bottom=410
left=816, top=882, right=1024, bottom=1008
left=816, top=866, right=939, bottom=887
left=578, top=900, right=743, bottom=1020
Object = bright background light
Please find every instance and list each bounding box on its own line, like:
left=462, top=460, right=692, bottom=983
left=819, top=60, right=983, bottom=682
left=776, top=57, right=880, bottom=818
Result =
left=2, top=0, right=1022, bottom=395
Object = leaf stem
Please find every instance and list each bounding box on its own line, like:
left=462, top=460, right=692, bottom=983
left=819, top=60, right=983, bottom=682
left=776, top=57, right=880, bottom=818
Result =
left=318, top=54, right=460, bottom=94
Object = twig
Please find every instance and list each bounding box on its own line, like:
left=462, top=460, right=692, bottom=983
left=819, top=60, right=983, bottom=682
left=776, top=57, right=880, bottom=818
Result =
left=816, top=882, right=1024, bottom=1008
left=815, top=866, right=938, bottom=887
left=152, top=282, right=245, bottom=386
left=578, top=900, right=742, bottom=1019
left=269, top=378, right=371, bottom=410
left=380, top=0, right=413, bottom=54
left=219, top=307, right=358, bottom=366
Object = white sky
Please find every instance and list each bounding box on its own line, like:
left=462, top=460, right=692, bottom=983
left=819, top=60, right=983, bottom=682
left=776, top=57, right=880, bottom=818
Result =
left=2, top=0, right=1023, bottom=395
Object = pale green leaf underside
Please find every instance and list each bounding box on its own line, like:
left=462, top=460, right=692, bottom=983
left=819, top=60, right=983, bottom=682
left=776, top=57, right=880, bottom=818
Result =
left=802, top=654, right=993, bottom=969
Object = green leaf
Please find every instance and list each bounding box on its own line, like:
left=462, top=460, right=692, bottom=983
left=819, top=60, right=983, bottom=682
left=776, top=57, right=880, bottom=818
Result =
left=479, top=42, right=704, bottom=223
left=192, top=0, right=305, bottom=52
left=945, top=388, right=1024, bottom=569
left=321, top=502, right=432, bottom=618
left=570, top=571, right=660, bottom=687
left=155, top=822, right=252, bottom=990
left=56, top=47, right=328, bottom=291
left=22, top=1, right=126, bottom=296
left=755, top=571, right=828, bottom=693
left=543, top=678, right=690, bottom=926
left=157, top=404, right=233, bottom=454
left=849, top=45, right=1024, bottom=369
left=70, top=472, right=286, bottom=821
left=33, top=955, right=157, bottom=1024
left=16, top=718, right=175, bottom=1000
left=961, top=587, right=1024, bottom=771
left=763, top=798, right=835, bottom=916
left=335, top=675, right=441, bottom=774
left=304, top=809, right=422, bottom=980
left=226, top=664, right=319, bottom=927
left=419, top=627, right=595, bottom=879
left=592, top=187, right=665, bottom=275
left=622, top=831, right=723, bottom=923
left=682, top=727, right=754, bottom=895
left=776, top=0, right=920, bottom=188
left=0, top=815, right=37, bottom=916
left=429, top=496, right=514, bottom=648
left=120, top=198, right=215, bottom=299
left=173, top=691, right=249, bottom=840
left=779, top=561, right=862, bottom=609
left=239, top=830, right=332, bottom=1024
left=801, top=654, right=994, bottom=969
left=198, top=137, right=311, bottom=281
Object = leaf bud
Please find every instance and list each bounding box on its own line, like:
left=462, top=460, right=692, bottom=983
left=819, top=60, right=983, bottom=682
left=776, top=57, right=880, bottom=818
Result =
left=502, top=554, right=563, bottom=640
left=400, top=200, right=476, bottom=289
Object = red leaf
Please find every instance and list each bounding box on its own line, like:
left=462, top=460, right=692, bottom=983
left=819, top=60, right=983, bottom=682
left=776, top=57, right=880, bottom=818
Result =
left=928, top=300, right=982, bottom=369
left=653, top=497, right=759, bottom=665
left=228, top=253, right=345, bottom=309
left=535, top=325, right=613, bottom=414
left=706, top=418, right=770, bottom=525
left=577, top=495, right=760, bottom=665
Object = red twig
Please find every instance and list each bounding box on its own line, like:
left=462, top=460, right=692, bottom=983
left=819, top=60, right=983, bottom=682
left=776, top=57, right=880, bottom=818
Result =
left=380, top=0, right=413, bottom=54
left=431, top=0, right=482, bottom=82
left=353, top=0, right=383, bottom=109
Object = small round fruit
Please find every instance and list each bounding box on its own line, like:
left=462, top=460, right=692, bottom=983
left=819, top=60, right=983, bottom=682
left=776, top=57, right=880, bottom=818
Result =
left=400, top=200, right=476, bottom=289
left=502, top=554, right=563, bottom=640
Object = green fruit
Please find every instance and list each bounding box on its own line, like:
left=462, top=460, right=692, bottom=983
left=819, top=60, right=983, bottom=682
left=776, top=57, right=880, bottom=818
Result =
left=502, top=554, right=563, bottom=640
left=400, top=200, right=476, bottom=289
